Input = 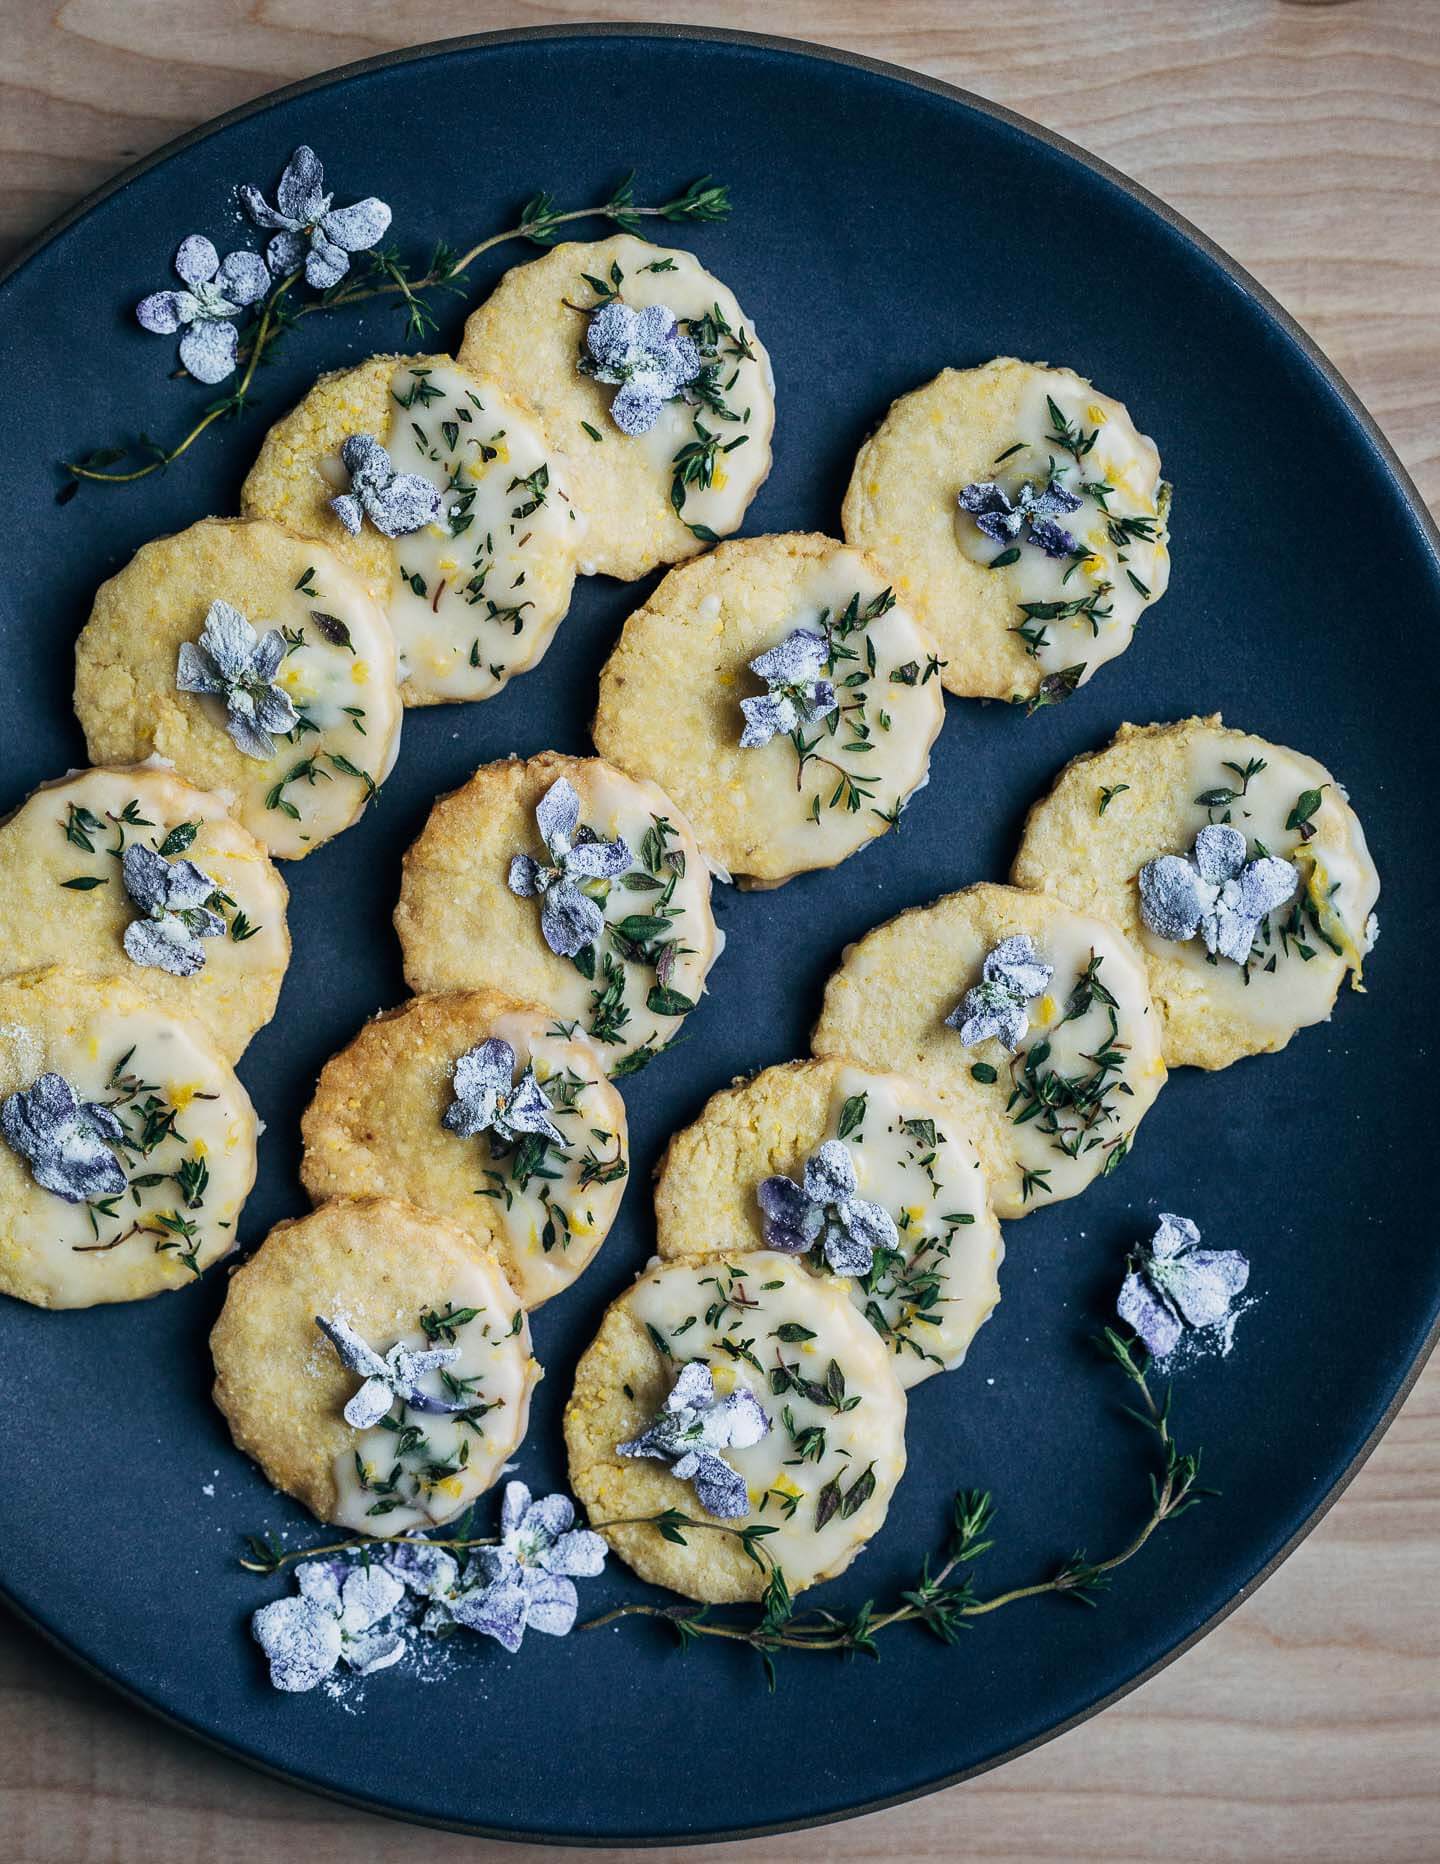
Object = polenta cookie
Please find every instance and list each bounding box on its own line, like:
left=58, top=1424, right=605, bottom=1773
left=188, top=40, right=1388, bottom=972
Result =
left=211, top=1197, right=539, bottom=1535
left=843, top=359, right=1170, bottom=704
left=0, top=967, right=257, bottom=1308
left=394, top=752, right=720, bottom=1076
left=1011, top=718, right=1380, bottom=1070
left=565, top=1253, right=907, bottom=1604
left=812, top=883, right=1165, bottom=1220
left=241, top=353, right=583, bottom=706
left=0, top=764, right=289, bottom=1064
left=74, top=516, right=401, bottom=859
left=655, top=1060, right=1002, bottom=1387
left=592, top=533, right=945, bottom=887
left=458, top=234, right=774, bottom=580
left=301, top=989, right=628, bottom=1309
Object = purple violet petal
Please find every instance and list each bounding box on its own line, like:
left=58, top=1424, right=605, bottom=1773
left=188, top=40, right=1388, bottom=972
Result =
left=178, top=319, right=239, bottom=385
left=136, top=289, right=195, bottom=335
left=1117, top=1269, right=1184, bottom=1360
left=1138, top=854, right=1206, bottom=943
left=539, top=881, right=605, bottom=959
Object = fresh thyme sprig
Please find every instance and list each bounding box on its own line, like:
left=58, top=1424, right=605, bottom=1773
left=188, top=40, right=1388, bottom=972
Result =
left=62, top=173, right=731, bottom=497
left=577, top=1330, right=1211, bottom=1686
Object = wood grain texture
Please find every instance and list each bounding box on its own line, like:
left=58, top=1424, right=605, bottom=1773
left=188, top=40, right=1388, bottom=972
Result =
left=1, top=3, right=1436, bottom=1859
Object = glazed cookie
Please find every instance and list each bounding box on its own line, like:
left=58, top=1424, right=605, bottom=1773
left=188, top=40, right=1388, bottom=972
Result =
left=242, top=353, right=583, bottom=706
left=843, top=359, right=1171, bottom=703
left=458, top=234, right=774, bottom=580
left=592, top=533, right=945, bottom=886
left=565, top=1253, right=907, bottom=1604
left=812, top=883, right=1166, bottom=1219
left=74, top=516, right=401, bottom=859
left=655, top=1060, right=1002, bottom=1387
left=301, top=989, right=628, bottom=1309
left=211, top=1196, right=539, bottom=1535
left=1010, top=718, right=1380, bottom=1070
left=0, top=764, right=289, bottom=1064
left=0, top=967, right=257, bottom=1308
left=394, top=752, right=720, bottom=1075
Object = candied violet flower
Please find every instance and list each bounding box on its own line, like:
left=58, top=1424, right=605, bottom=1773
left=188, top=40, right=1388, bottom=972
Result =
left=175, top=598, right=299, bottom=761
left=135, top=234, right=270, bottom=385
left=617, top=1360, right=769, bottom=1520
left=757, top=1138, right=899, bottom=1278
left=1139, top=824, right=1298, bottom=967
left=507, top=777, right=631, bottom=959
left=580, top=299, right=702, bottom=436
left=444, top=1036, right=564, bottom=1150
left=0, top=1072, right=126, bottom=1204
left=329, top=434, right=442, bottom=539
left=739, top=628, right=838, bottom=749
left=958, top=476, right=1084, bottom=558
left=443, top=1481, right=607, bottom=1653
left=120, top=842, right=224, bottom=977
left=240, top=145, right=391, bottom=290
left=315, top=1314, right=468, bottom=1429
left=1117, top=1212, right=1251, bottom=1361
left=946, top=934, right=1054, bottom=1050
left=252, top=1557, right=406, bottom=1692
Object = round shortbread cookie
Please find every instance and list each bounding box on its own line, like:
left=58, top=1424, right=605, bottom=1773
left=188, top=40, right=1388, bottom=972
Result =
left=812, top=883, right=1166, bottom=1220
left=842, top=358, right=1171, bottom=703
left=565, top=1253, right=907, bottom=1604
left=301, top=989, right=628, bottom=1310
left=74, top=516, right=402, bottom=859
left=394, top=752, right=720, bottom=1076
left=1010, top=717, right=1380, bottom=1070
left=211, top=1196, right=539, bottom=1534
left=0, top=966, right=257, bottom=1308
left=654, top=1059, right=1003, bottom=1387
left=591, top=533, right=945, bottom=887
left=0, top=764, right=290, bottom=1065
left=458, top=234, right=774, bottom=580
left=241, top=353, right=583, bottom=706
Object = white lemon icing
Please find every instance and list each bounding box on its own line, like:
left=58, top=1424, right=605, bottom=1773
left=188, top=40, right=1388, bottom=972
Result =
left=329, top=1250, right=538, bottom=1534
left=0, top=997, right=256, bottom=1306
left=356, top=361, right=583, bottom=702
left=956, top=368, right=1170, bottom=688
left=622, top=1254, right=907, bottom=1591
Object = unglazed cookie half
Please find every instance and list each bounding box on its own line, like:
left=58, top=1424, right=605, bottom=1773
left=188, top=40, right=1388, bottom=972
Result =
left=565, top=1253, right=907, bottom=1604
left=301, top=989, right=628, bottom=1309
left=394, top=752, right=720, bottom=1076
left=1010, top=718, right=1380, bottom=1070
left=0, top=967, right=257, bottom=1307
left=654, top=1059, right=1002, bottom=1387
left=74, top=517, right=401, bottom=858
left=459, top=234, right=775, bottom=580
left=0, top=764, right=290, bottom=1064
left=211, top=1197, right=539, bottom=1534
left=812, top=883, right=1166, bottom=1219
left=592, top=533, right=945, bottom=886
left=843, top=358, right=1171, bottom=703
left=242, top=353, right=584, bottom=705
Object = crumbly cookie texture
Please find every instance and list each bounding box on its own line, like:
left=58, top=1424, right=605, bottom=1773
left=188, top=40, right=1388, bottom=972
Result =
left=592, top=532, right=945, bottom=887
left=565, top=1253, right=907, bottom=1604
left=301, top=988, right=628, bottom=1310
left=73, top=515, right=401, bottom=859
left=0, top=763, right=290, bottom=1065
left=654, top=1058, right=1003, bottom=1387
left=211, top=1196, right=539, bottom=1533
left=843, top=358, right=1170, bottom=701
left=458, top=234, right=775, bottom=581
left=812, top=882, right=1166, bottom=1220
left=1010, top=717, right=1380, bottom=1070
left=241, top=353, right=583, bottom=706
left=0, top=966, right=257, bottom=1308
left=394, top=750, right=720, bottom=1075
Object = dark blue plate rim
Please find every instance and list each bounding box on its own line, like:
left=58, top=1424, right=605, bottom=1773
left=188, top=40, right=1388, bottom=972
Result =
left=1, top=23, right=1436, bottom=1847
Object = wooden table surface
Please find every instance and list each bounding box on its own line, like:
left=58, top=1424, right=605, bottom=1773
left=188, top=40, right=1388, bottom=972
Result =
left=1, top=3, right=1436, bottom=1859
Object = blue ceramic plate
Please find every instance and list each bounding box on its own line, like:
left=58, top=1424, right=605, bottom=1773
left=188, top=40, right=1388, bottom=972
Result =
left=0, top=26, right=1435, bottom=1845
